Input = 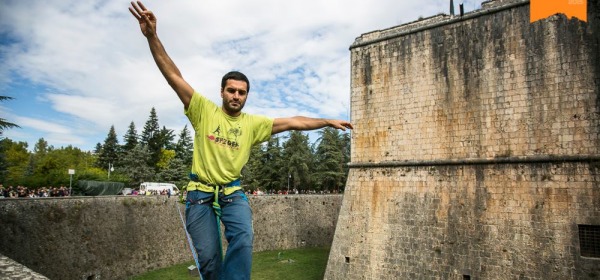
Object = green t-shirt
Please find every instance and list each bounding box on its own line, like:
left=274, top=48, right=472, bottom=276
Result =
left=184, top=92, right=273, bottom=194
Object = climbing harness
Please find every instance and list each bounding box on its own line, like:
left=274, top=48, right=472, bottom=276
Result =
left=175, top=201, right=203, bottom=280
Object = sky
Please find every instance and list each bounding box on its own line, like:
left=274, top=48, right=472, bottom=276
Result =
left=0, top=0, right=479, bottom=152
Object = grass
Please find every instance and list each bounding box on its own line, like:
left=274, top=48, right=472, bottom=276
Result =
left=130, top=247, right=330, bottom=280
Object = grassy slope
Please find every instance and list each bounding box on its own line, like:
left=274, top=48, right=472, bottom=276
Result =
left=130, top=247, right=330, bottom=280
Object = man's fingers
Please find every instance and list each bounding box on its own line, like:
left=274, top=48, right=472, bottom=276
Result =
left=130, top=1, right=144, bottom=16
left=128, top=7, right=141, bottom=20
left=137, top=1, right=148, bottom=11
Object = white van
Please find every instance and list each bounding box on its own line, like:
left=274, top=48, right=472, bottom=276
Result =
left=139, top=182, right=180, bottom=195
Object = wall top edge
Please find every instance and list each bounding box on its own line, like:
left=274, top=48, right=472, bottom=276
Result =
left=350, top=0, right=529, bottom=50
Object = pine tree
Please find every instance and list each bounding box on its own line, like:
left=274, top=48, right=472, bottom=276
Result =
left=281, top=131, right=313, bottom=192
left=156, top=156, right=189, bottom=185
left=97, top=125, right=120, bottom=171
left=261, top=136, right=283, bottom=191
left=314, top=128, right=347, bottom=192
left=94, top=143, right=103, bottom=154
left=159, top=126, right=175, bottom=150
left=33, top=138, right=50, bottom=156
left=120, top=144, right=154, bottom=187
left=241, top=143, right=263, bottom=192
left=175, top=124, right=193, bottom=166
left=0, top=96, right=20, bottom=138
left=140, top=108, right=161, bottom=168
left=122, top=121, right=138, bottom=153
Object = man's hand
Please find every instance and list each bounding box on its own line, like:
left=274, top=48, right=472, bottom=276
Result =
left=129, top=1, right=157, bottom=38
left=329, top=120, right=354, bottom=131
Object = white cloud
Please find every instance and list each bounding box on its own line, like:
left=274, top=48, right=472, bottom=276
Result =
left=0, top=0, right=472, bottom=150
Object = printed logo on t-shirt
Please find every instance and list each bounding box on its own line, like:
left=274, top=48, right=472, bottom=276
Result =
left=206, top=125, right=241, bottom=150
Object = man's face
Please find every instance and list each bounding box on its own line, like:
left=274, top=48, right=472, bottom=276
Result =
left=221, top=79, right=248, bottom=117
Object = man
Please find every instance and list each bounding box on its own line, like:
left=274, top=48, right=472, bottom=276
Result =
left=129, top=2, right=353, bottom=279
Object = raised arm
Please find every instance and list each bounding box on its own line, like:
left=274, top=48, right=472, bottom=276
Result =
left=272, top=116, right=353, bottom=135
left=129, top=1, right=194, bottom=109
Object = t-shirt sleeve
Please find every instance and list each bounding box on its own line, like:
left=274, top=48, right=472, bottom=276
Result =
left=251, top=115, right=274, bottom=145
left=185, top=92, right=209, bottom=130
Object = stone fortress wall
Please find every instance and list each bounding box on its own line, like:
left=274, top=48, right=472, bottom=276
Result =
left=0, top=194, right=342, bottom=279
left=325, top=0, right=600, bottom=279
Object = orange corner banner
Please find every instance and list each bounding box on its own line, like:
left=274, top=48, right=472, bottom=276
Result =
left=530, top=0, right=587, bottom=23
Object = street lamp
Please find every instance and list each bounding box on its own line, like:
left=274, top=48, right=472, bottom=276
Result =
left=68, top=169, right=75, bottom=196
left=287, top=173, right=291, bottom=192
left=108, top=162, right=114, bottom=180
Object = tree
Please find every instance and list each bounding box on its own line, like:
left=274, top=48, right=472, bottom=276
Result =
left=33, top=138, right=50, bottom=157
left=260, top=136, right=283, bottom=191
left=0, top=139, right=29, bottom=185
left=241, top=144, right=265, bottom=191
left=29, top=138, right=52, bottom=182
left=32, top=145, right=92, bottom=186
left=97, top=125, right=120, bottom=171
left=140, top=108, right=161, bottom=168
left=122, top=121, right=139, bottom=153
left=158, top=126, right=175, bottom=150
left=314, top=128, right=348, bottom=192
left=281, top=131, right=313, bottom=192
left=120, top=144, right=154, bottom=187
left=156, top=155, right=189, bottom=185
left=175, top=124, right=193, bottom=166
left=0, top=96, right=20, bottom=138
left=94, top=143, right=103, bottom=154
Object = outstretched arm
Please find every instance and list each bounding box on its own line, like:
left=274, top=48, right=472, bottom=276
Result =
left=129, top=1, right=194, bottom=109
left=272, top=116, right=353, bottom=135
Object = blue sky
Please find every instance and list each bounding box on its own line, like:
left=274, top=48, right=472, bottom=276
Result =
left=0, top=0, right=479, bottom=151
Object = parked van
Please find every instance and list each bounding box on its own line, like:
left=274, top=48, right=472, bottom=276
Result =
left=139, top=182, right=180, bottom=195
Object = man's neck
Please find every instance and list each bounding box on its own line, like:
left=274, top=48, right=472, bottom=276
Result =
left=221, top=107, right=241, bottom=117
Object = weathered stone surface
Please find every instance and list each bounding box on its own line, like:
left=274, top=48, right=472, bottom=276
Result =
left=0, top=194, right=341, bottom=280
left=326, top=0, right=600, bottom=279
left=0, top=253, right=48, bottom=280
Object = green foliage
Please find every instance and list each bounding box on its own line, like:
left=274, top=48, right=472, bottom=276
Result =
left=241, top=144, right=263, bottom=191
left=159, top=126, right=176, bottom=150
left=155, top=149, right=189, bottom=185
left=122, top=121, right=139, bottom=153
left=141, top=108, right=162, bottom=168
left=242, top=130, right=351, bottom=193
left=156, top=149, right=176, bottom=170
left=281, top=131, right=314, bottom=191
left=120, top=144, right=154, bottom=188
left=0, top=139, right=29, bottom=184
left=242, top=136, right=285, bottom=192
left=314, top=128, right=349, bottom=192
left=0, top=139, right=99, bottom=187
left=0, top=96, right=20, bottom=137
left=97, top=125, right=120, bottom=169
left=174, top=124, right=193, bottom=166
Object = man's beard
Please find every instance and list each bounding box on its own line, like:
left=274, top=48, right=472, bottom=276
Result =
left=223, top=100, right=244, bottom=114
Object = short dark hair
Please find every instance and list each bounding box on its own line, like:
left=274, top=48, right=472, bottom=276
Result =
left=221, top=71, right=250, bottom=92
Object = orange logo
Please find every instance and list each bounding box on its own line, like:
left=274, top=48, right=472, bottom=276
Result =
left=530, top=0, right=587, bottom=22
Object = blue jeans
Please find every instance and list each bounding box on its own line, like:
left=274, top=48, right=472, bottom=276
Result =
left=186, top=190, right=253, bottom=280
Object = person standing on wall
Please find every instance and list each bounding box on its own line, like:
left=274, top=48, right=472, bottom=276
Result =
left=128, top=2, right=353, bottom=280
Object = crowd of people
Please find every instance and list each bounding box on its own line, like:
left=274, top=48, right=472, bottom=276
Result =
left=0, top=184, right=71, bottom=198
left=0, top=184, right=341, bottom=199
left=250, top=188, right=342, bottom=196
